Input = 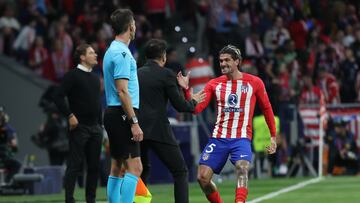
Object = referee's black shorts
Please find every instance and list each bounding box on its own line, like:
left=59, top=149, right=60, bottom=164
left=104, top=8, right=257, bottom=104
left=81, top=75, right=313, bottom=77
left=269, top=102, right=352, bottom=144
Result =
left=103, top=106, right=140, bottom=160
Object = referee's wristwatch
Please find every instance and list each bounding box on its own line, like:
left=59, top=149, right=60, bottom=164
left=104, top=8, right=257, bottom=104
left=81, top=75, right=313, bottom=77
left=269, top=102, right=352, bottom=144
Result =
left=128, top=116, right=138, bottom=125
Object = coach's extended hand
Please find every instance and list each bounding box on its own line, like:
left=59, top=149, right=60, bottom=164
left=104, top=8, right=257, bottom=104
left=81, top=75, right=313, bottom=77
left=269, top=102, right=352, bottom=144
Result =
left=131, top=123, right=143, bottom=142
left=177, top=71, right=190, bottom=89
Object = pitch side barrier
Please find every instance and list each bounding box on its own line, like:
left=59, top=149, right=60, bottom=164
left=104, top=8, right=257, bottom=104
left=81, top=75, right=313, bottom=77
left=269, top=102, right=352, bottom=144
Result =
left=298, top=103, right=360, bottom=177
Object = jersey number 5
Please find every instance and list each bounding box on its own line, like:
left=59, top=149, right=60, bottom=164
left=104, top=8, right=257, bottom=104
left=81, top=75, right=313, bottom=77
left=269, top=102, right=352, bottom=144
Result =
left=205, top=143, right=216, bottom=153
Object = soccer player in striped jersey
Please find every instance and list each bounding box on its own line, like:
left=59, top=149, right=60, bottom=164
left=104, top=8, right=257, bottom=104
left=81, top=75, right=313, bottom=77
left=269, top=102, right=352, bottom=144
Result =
left=179, top=45, right=277, bottom=203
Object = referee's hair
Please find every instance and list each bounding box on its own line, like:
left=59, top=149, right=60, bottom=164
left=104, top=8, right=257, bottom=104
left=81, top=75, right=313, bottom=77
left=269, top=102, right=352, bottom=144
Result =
left=110, top=9, right=134, bottom=36
left=144, top=39, right=167, bottom=60
left=74, top=43, right=91, bottom=64
left=219, top=44, right=242, bottom=62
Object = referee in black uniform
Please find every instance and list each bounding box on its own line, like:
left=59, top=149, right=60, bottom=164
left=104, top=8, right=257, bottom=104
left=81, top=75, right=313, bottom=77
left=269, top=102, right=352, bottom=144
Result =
left=54, top=44, right=103, bottom=203
left=138, top=39, right=205, bottom=203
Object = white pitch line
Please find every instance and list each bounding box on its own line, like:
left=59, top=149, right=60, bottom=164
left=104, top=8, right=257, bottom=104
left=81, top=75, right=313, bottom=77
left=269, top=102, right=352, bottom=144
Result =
left=247, top=177, right=323, bottom=203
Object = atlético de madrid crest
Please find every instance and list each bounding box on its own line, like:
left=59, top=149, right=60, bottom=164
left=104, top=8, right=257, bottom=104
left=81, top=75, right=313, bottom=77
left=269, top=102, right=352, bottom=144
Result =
left=241, top=84, right=249, bottom=93
left=202, top=153, right=210, bottom=161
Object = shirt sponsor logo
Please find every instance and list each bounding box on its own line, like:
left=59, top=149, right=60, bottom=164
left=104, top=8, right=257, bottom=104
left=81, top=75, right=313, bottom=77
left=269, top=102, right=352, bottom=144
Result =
left=227, top=93, right=238, bottom=107
left=222, top=107, right=244, bottom=113
left=223, top=94, right=243, bottom=112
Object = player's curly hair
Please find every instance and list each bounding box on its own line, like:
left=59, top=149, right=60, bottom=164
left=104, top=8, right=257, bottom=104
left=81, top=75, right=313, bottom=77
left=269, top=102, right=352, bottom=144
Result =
left=219, top=45, right=242, bottom=69
left=219, top=45, right=242, bottom=62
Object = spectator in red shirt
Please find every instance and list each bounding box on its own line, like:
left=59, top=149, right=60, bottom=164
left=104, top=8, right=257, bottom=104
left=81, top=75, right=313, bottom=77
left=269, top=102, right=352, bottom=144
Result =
left=146, top=0, right=175, bottom=28
left=288, top=10, right=308, bottom=51
left=316, top=67, right=340, bottom=104
left=299, top=75, right=324, bottom=104
left=28, top=36, right=50, bottom=77
left=49, top=39, right=70, bottom=82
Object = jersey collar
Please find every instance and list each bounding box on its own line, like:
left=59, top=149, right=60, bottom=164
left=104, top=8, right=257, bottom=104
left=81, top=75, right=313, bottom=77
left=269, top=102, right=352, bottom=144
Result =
left=77, top=64, right=92, bottom=72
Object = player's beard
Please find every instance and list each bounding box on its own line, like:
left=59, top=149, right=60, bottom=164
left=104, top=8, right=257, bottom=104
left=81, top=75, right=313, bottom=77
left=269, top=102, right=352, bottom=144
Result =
left=221, top=65, right=232, bottom=75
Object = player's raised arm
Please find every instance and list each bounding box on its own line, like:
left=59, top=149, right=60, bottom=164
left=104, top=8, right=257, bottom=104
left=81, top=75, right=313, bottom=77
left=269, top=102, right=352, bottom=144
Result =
left=193, top=83, right=213, bottom=114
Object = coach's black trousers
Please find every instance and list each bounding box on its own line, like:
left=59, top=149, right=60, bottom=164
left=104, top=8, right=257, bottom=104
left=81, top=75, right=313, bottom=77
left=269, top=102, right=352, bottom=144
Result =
left=141, top=140, right=189, bottom=203
left=65, top=124, right=102, bottom=203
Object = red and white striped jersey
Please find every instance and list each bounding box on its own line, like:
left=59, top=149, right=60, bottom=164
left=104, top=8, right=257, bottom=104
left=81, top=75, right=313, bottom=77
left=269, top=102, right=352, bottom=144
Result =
left=192, top=73, right=276, bottom=140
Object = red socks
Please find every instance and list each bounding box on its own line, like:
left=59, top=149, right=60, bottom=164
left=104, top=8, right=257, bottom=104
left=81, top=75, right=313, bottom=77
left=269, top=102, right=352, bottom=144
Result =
left=206, top=191, right=223, bottom=203
left=205, top=188, right=247, bottom=203
left=235, top=187, right=248, bottom=203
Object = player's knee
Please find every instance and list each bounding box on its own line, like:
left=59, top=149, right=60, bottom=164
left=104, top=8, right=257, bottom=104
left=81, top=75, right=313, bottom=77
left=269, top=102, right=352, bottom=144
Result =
left=236, top=162, right=249, bottom=176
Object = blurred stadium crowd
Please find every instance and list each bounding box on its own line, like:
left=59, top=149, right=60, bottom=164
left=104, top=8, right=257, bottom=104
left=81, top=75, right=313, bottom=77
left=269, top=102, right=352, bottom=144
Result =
left=1, top=0, right=360, bottom=106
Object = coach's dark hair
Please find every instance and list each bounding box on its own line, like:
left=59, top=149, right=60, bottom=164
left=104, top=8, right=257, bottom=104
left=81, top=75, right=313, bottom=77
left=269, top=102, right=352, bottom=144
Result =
left=110, top=9, right=134, bottom=36
left=144, top=39, right=167, bottom=60
left=74, top=43, right=91, bottom=64
left=219, top=45, right=242, bottom=62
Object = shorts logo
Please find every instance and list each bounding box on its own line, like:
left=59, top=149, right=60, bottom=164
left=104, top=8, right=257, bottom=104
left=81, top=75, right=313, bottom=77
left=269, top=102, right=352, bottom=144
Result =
left=227, top=93, right=238, bottom=107
left=240, top=154, right=248, bottom=158
left=202, top=153, right=210, bottom=161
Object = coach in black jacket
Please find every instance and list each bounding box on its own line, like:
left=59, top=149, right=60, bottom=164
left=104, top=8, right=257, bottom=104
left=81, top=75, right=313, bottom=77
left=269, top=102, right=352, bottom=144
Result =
left=53, top=44, right=102, bottom=203
left=138, top=39, right=204, bottom=203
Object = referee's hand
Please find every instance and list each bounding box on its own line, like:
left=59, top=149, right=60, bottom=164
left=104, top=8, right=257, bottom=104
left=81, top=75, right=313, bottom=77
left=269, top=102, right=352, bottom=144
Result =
left=131, top=124, right=143, bottom=142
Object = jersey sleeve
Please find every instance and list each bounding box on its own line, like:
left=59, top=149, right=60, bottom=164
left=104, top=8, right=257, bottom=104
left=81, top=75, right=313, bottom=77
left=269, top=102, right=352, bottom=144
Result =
left=193, top=81, right=213, bottom=114
left=184, top=87, right=191, bottom=100
left=255, top=77, right=276, bottom=137
left=113, top=51, right=131, bottom=80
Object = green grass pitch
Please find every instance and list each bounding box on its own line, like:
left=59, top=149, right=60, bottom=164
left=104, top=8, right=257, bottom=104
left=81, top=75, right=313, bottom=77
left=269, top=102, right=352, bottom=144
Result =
left=1, top=176, right=359, bottom=202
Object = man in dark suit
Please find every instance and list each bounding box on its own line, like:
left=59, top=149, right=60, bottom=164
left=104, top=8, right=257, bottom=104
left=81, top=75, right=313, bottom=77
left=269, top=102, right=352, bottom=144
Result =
left=138, top=39, right=205, bottom=203
left=53, top=44, right=103, bottom=203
